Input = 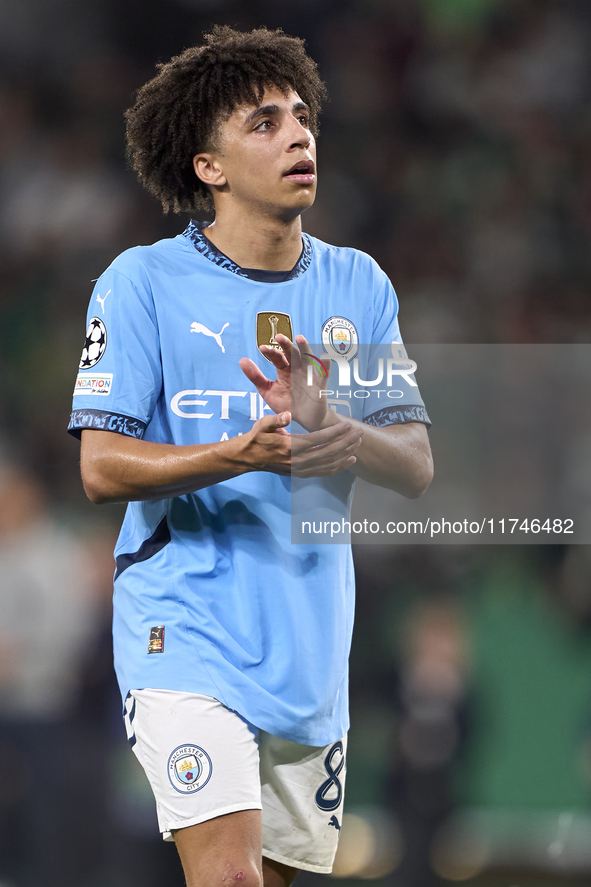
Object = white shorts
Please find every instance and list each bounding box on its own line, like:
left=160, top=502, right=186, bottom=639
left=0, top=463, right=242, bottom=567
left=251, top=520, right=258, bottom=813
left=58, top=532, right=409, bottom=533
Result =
left=123, top=689, right=346, bottom=874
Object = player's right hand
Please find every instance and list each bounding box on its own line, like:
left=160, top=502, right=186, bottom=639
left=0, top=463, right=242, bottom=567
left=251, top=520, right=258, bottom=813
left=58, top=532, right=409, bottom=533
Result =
left=240, top=412, right=363, bottom=477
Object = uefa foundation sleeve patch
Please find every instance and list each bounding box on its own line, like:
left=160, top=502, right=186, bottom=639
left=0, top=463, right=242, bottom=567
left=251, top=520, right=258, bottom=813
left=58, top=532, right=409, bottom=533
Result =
left=148, top=626, right=165, bottom=654
left=73, top=373, right=113, bottom=396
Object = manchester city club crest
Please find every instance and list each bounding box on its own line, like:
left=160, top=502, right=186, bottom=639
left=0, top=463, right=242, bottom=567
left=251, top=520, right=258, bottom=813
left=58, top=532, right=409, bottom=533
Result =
left=321, top=316, right=358, bottom=361
left=168, top=744, right=213, bottom=794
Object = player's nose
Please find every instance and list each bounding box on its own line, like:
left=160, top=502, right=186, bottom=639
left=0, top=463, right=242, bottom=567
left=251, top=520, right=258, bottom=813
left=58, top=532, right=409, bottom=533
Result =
left=287, top=118, right=311, bottom=150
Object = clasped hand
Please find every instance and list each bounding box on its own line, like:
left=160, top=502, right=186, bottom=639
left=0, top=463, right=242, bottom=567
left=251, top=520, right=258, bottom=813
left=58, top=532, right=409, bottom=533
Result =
left=238, top=334, right=363, bottom=478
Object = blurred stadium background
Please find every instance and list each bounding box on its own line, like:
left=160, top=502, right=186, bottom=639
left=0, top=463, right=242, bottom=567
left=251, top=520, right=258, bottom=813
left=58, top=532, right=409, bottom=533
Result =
left=1, top=0, right=591, bottom=885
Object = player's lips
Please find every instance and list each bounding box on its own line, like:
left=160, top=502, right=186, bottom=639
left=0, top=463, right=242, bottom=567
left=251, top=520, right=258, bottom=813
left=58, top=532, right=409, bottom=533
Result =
left=283, top=159, right=316, bottom=185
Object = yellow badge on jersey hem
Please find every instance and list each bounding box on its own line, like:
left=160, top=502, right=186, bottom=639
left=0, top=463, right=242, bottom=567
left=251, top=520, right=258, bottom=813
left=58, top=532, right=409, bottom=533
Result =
left=148, top=626, right=165, bottom=654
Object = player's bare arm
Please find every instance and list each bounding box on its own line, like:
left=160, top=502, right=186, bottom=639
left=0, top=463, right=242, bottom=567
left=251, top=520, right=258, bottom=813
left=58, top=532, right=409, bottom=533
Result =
left=323, top=418, right=432, bottom=498
left=80, top=415, right=363, bottom=504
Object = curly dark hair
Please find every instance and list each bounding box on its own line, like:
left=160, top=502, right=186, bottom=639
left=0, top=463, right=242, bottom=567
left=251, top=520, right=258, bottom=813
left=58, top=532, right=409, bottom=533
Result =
left=125, top=25, right=327, bottom=214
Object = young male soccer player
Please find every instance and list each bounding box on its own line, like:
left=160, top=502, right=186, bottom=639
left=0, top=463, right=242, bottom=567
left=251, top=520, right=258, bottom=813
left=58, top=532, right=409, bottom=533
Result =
left=69, top=26, right=433, bottom=887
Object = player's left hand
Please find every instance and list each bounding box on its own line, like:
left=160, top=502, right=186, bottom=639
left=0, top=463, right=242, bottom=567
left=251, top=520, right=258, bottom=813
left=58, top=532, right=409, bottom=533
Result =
left=239, top=334, right=330, bottom=432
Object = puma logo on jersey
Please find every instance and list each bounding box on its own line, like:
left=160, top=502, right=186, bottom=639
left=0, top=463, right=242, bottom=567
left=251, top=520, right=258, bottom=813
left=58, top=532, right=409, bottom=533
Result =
left=96, top=289, right=111, bottom=314
left=328, top=816, right=341, bottom=830
left=190, top=321, right=229, bottom=353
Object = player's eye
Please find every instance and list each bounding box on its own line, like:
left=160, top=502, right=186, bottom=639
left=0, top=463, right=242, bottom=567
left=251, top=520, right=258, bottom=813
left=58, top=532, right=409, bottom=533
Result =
left=297, top=114, right=310, bottom=127
left=254, top=119, right=273, bottom=131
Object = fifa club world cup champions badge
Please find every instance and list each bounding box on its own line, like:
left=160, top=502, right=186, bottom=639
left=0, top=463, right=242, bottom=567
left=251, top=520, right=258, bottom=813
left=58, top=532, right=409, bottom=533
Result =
left=256, top=311, right=294, bottom=362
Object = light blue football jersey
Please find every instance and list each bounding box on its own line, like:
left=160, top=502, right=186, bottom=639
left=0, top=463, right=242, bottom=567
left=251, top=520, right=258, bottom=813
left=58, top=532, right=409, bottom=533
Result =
left=69, top=222, right=430, bottom=745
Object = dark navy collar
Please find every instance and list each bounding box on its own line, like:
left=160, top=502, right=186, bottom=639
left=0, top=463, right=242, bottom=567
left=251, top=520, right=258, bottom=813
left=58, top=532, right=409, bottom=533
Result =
left=183, top=219, right=312, bottom=282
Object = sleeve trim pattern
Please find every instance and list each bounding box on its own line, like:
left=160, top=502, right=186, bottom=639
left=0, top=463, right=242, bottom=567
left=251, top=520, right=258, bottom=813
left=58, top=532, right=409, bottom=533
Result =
left=68, top=409, right=147, bottom=440
left=363, top=404, right=432, bottom=428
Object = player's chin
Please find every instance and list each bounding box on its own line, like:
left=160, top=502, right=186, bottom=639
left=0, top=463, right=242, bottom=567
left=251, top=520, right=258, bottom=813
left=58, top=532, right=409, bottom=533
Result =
left=282, top=186, right=317, bottom=214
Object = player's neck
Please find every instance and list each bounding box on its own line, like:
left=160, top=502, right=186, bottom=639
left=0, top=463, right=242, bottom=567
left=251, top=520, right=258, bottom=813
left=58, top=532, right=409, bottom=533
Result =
left=203, top=209, right=304, bottom=272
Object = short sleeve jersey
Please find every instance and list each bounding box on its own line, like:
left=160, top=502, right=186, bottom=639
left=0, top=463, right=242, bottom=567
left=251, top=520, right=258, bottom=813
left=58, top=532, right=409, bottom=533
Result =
left=69, top=222, right=430, bottom=746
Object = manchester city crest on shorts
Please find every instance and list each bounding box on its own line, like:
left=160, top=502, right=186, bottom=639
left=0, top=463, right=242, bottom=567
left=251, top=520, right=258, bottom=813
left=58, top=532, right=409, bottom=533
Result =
left=168, top=744, right=213, bottom=794
left=322, top=316, right=358, bottom=361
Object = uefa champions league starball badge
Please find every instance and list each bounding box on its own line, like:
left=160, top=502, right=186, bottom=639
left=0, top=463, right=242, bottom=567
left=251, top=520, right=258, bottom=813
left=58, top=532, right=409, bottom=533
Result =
left=79, top=317, right=107, bottom=369
left=168, top=744, right=213, bottom=794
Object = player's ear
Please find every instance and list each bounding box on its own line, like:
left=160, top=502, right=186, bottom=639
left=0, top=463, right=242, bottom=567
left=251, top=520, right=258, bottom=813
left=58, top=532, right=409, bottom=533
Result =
left=193, top=153, right=227, bottom=188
